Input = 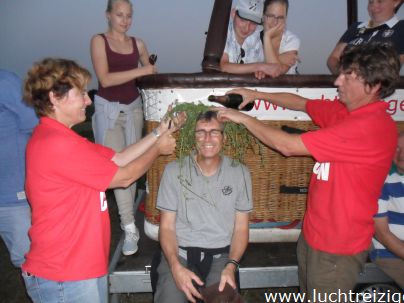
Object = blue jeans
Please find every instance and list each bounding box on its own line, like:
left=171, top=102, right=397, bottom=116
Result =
left=0, top=204, right=31, bottom=267
left=22, top=273, right=108, bottom=303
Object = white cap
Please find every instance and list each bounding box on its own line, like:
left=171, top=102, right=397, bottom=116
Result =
left=236, top=0, right=263, bottom=25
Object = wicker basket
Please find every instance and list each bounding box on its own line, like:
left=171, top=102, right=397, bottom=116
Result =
left=144, top=120, right=319, bottom=226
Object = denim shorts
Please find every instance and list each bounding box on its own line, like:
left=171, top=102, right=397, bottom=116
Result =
left=22, top=272, right=108, bottom=303
left=0, top=204, right=31, bottom=267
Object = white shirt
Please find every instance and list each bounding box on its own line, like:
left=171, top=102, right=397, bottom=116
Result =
left=223, top=20, right=264, bottom=64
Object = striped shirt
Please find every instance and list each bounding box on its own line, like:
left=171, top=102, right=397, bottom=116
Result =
left=371, top=164, right=404, bottom=259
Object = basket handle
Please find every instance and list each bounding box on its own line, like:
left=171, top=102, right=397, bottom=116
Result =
left=280, top=185, right=308, bottom=194
left=281, top=125, right=307, bottom=134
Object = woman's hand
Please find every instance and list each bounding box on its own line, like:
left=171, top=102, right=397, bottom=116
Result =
left=264, top=21, right=284, bottom=39
left=155, top=131, right=176, bottom=156
left=141, top=64, right=157, bottom=77
left=158, top=105, right=187, bottom=134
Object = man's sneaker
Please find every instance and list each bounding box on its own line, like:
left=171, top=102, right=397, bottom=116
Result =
left=122, top=224, right=139, bottom=256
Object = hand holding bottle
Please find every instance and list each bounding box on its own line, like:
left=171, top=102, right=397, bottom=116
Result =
left=226, top=88, right=259, bottom=110
left=208, top=93, right=253, bottom=111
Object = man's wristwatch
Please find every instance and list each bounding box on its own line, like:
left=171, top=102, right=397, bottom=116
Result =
left=152, top=128, right=160, bottom=138
left=225, top=259, right=240, bottom=271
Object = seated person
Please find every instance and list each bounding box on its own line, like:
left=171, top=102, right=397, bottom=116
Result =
left=220, top=0, right=281, bottom=79
left=153, top=111, right=252, bottom=303
left=327, top=0, right=404, bottom=74
left=260, top=0, right=300, bottom=75
left=371, top=131, right=404, bottom=290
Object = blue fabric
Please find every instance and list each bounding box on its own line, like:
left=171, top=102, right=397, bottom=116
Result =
left=369, top=248, right=399, bottom=260
left=22, top=273, right=108, bottom=303
left=388, top=211, right=404, bottom=225
left=380, top=179, right=404, bottom=200
left=0, top=204, right=31, bottom=267
left=0, top=69, right=38, bottom=207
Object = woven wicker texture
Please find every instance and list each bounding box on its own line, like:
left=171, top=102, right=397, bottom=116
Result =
left=144, top=120, right=319, bottom=225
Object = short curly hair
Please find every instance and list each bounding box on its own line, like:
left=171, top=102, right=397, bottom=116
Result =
left=23, top=58, right=91, bottom=117
left=339, top=42, right=400, bottom=99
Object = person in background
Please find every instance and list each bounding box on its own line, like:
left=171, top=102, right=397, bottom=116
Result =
left=214, top=42, right=400, bottom=300
left=327, top=0, right=404, bottom=75
left=90, top=0, right=156, bottom=255
left=370, top=131, right=404, bottom=290
left=154, top=111, right=252, bottom=303
left=260, top=0, right=300, bottom=74
left=0, top=69, right=38, bottom=268
left=220, top=0, right=282, bottom=79
left=21, top=58, right=178, bottom=303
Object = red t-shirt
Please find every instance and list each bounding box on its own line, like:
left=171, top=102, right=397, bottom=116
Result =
left=22, top=117, right=118, bottom=280
left=301, top=100, right=397, bottom=255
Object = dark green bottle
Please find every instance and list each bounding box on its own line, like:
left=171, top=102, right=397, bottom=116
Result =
left=207, top=93, right=254, bottom=111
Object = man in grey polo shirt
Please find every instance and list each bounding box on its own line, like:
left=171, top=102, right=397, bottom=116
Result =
left=154, top=111, right=252, bottom=303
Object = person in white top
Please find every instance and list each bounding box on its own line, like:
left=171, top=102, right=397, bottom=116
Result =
left=260, top=0, right=300, bottom=75
left=220, top=0, right=282, bottom=79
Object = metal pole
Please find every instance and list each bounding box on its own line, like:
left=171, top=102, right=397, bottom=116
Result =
left=347, top=0, right=358, bottom=27
left=202, top=0, right=233, bottom=72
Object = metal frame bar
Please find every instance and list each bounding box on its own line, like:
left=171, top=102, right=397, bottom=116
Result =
left=109, top=263, right=392, bottom=294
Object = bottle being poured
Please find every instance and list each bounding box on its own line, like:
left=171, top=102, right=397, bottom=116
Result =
left=207, top=93, right=254, bottom=111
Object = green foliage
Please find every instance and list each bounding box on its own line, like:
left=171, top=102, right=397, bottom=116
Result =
left=170, top=102, right=263, bottom=164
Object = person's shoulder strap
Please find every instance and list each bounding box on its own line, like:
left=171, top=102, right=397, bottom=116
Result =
left=98, top=33, right=111, bottom=52
left=131, top=36, right=140, bottom=57
left=98, top=33, right=106, bottom=40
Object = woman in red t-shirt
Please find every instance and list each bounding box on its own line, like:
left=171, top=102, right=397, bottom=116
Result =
left=22, top=57, right=179, bottom=303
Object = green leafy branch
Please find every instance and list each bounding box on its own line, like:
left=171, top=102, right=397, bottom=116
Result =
left=170, top=102, right=264, bottom=164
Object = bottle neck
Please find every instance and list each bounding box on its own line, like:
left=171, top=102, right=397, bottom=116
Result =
left=208, top=95, right=228, bottom=103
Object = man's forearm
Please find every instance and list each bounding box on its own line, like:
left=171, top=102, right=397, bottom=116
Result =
left=228, top=213, right=249, bottom=264
left=240, top=115, right=309, bottom=156
left=374, top=217, right=404, bottom=260
left=160, top=226, right=181, bottom=269
left=254, top=91, right=307, bottom=112
left=376, top=231, right=404, bottom=260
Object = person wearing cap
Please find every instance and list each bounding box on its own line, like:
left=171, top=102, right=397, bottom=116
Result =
left=220, top=0, right=282, bottom=79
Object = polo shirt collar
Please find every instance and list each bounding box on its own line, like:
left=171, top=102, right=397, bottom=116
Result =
left=359, top=15, right=399, bottom=29
left=190, top=151, right=224, bottom=181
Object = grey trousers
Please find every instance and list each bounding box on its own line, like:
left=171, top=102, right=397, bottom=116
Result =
left=104, top=109, right=143, bottom=226
left=374, top=257, right=404, bottom=290
left=297, top=233, right=368, bottom=303
left=154, top=253, right=229, bottom=303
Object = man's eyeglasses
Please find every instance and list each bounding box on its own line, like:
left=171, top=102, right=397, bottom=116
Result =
left=263, top=13, right=285, bottom=22
left=195, top=129, right=223, bottom=138
left=238, top=47, right=245, bottom=64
